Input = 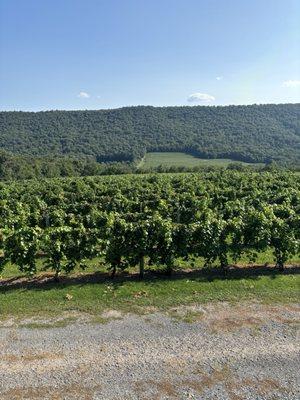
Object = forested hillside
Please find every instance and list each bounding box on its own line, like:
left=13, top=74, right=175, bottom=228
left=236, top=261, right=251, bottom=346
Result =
left=0, top=103, right=299, bottom=164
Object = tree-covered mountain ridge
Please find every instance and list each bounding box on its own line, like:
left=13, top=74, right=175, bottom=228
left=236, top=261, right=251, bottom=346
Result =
left=0, top=103, right=299, bottom=164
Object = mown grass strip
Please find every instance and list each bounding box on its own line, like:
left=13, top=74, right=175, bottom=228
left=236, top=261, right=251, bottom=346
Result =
left=0, top=266, right=299, bottom=318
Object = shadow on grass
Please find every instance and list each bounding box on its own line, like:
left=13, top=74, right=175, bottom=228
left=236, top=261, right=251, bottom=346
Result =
left=0, top=264, right=299, bottom=293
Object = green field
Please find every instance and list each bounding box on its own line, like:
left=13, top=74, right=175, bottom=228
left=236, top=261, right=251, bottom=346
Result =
left=138, top=152, right=264, bottom=169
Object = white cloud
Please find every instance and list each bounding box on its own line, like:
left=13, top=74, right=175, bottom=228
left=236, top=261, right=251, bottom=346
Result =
left=216, top=76, right=223, bottom=81
left=77, top=91, right=90, bottom=98
left=282, top=80, right=300, bottom=88
left=187, top=92, right=215, bottom=103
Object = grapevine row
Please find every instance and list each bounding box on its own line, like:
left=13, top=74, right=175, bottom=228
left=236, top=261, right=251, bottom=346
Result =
left=0, top=171, right=299, bottom=279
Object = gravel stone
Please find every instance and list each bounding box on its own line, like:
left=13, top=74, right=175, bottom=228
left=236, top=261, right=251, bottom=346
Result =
left=0, top=302, right=299, bottom=399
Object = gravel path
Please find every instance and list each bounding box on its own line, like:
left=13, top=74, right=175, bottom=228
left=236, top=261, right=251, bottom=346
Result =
left=0, top=302, right=299, bottom=399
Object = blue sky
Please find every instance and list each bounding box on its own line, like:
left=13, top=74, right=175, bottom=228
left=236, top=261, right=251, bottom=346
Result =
left=0, top=0, right=299, bottom=111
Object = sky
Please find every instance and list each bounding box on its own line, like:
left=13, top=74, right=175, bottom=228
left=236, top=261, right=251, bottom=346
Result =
left=0, top=0, right=299, bottom=111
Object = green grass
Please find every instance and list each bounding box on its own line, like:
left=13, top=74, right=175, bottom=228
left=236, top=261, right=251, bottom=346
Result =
left=1, top=250, right=299, bottom=319
left=138, top=152, right=264, bottom=169
left=0, top=265, right=299, bottom=319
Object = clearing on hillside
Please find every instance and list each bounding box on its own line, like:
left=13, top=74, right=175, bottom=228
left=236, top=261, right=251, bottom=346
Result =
left=138, top=152, right=264, bottom=169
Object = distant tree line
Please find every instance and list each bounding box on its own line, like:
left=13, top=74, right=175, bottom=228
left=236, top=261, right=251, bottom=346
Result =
left=0, top=103, right=299, bottom=167
left=0, top=151, right=135, bottom=180
left=0, top=149, right=296, bottom=180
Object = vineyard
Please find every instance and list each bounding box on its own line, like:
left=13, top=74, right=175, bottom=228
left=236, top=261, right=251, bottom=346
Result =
left=0, top=171, right=299, bottom=281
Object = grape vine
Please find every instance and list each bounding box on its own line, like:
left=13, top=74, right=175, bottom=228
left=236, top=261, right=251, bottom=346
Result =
left=0, top=171, right=299, bottom=279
